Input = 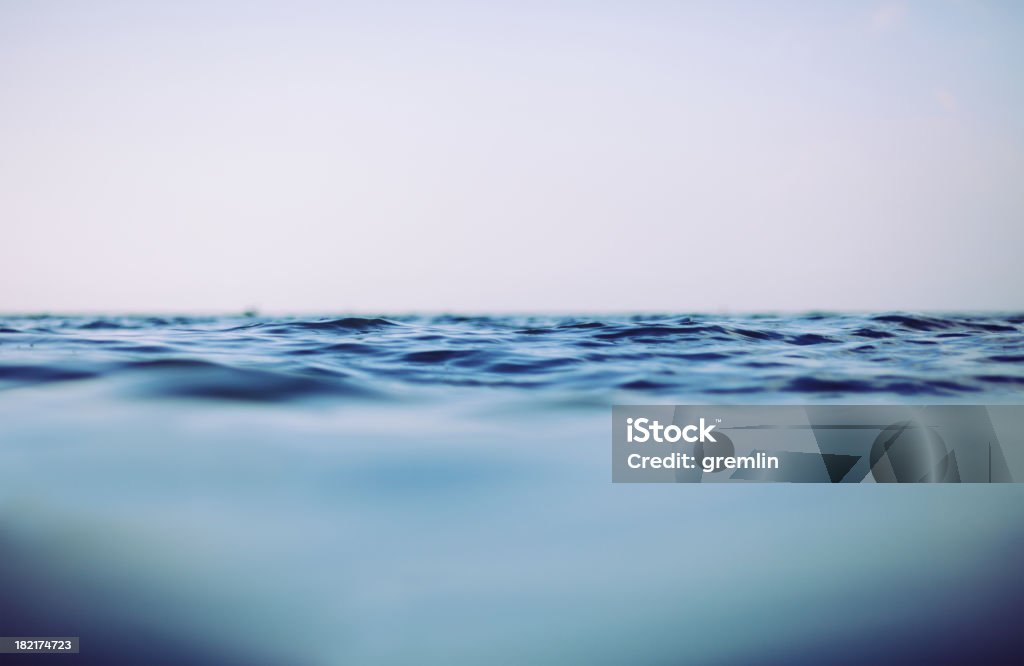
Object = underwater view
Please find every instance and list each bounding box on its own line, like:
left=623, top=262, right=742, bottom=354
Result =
left=1, top=313, right=1023, bottom=664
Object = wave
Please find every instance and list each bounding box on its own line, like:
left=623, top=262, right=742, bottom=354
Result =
left=0, top=313, right=1022, bottom=401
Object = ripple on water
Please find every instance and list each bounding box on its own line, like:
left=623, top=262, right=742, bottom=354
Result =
left=0, top=313, right=1021, bottom=402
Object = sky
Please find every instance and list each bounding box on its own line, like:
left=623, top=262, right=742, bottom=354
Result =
left=1, top=1, right=1022, bottom=313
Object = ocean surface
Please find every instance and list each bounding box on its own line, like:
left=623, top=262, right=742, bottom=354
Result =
left=1, top=313, right=1023, bottom=664
left=2, top=313, right=1024, bottom=401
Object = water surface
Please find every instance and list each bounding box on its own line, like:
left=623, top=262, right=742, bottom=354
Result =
left=2, top=313, right=1023, bottom=401
left=1, top=313, right=1022, bottom=664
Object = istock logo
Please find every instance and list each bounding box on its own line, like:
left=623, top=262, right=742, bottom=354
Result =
left=626, top=417, right=717, bottom=443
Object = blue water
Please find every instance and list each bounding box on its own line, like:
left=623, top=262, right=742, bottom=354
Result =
left=2, top=313, right=1024, bottom=401
left=1, top=313, right=1023, bottom=664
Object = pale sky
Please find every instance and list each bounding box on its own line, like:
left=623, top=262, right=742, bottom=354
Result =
left=1, top=1, right=1022, bottom=313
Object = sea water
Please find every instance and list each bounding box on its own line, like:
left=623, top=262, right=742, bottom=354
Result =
left=1, top=314, right=1022, bottom=664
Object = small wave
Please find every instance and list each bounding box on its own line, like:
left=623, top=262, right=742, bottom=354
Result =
left=254, top=317, right=398, bottom=334
left=733, top=328, right=784, bottom=341
left=118, top=358, right=375, bottom=402
left=786, top=333, right=839, bottom=346
left=488, top=358, right=580, bottom=374
left=318, top=342, right=385, bottom=356
left=784, top=377, right=875, bottom=393
left=77, top=320, right=129, bottom=330
left=852, top=328, right=894, bottom=339
left=872, top=313, right=1019, bottom=335
left=402, top=349, right=480, bottom=363
left=870, top=314, right=956, bottom=332
left=987, top=354, right=1024, bottom=363
left=619, top=379, right=674, bottom=390
left=303, top=317, right=396, bottom=330
left=974, top=374, right=1024, bottom=386
left=1, top=313, right=1022, bottom=401
left=557, top=321, right=606, bottom=330
left=954, top=319, right=1017, bottom=332
left=0, top=364, right=99, bottom=384
left=672, top=352, right=732, bottom=361
left=595, top=324, right=724, bottom=340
